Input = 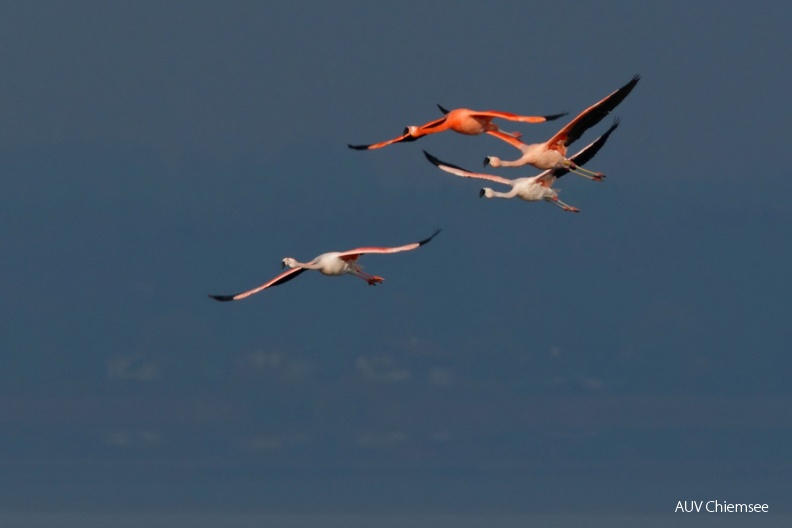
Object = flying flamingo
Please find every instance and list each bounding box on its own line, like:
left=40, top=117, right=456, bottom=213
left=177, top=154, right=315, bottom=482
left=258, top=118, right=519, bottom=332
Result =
left=348, top=106, right=566, bottom=150
left=484, top=75, right=639, bottom=180
left=209, top=230, right=441, bottom=301
left=424, top=121, right=620, bottom=213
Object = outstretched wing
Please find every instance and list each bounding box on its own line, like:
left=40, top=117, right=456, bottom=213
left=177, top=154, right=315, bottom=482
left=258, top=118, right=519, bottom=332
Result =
left=546, top=75, right=639, bottom=148
left=209, top=267, right=307, bottom=302
left=423, top=151, right=513, bottom=185
left=349, top=111, right=453, bottom=150
left=469, top=110, right=568, bottom=123
left=542, top=119, right=620, bottom=182
left=337, top=229, right=441, bottom=259
left=348, top=131, right=418, bottom=150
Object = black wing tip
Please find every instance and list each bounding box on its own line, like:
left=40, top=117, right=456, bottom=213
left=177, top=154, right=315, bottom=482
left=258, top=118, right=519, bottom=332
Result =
left=419, top=228, right=442, bottom=246
left=423, top=150, right=473, bottom=173
left=544, top=111, right=569, bottom=121
left=348, top=143, right=371, bottom=150
left=208, top=294, right=236, bottom=302
left=436, top=103, right=451, bottom=114
left=603, top=117, right=621, bottom=135
left=621, top=74, right=641, bottom=92
left=423, top=149, right=442, bottom=166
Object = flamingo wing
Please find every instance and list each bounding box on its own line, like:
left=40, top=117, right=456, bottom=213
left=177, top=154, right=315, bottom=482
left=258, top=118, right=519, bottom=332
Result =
left=348, top=131, right=418, bottom=150
left=545, top=75, right=639, bottom=148
left=349, top=113, right=452, bottom=149
left=468, top=110, right=568, bottom=123
left=337, top=229, right=441, bottom=259
left=423, top=151, right=513, bottom=185
left=209, top=267, right=307, bottom=302
left=545, top=119, right=621, bottom=181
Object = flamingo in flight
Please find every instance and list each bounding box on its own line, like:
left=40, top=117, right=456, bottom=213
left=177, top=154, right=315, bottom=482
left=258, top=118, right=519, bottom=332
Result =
left=484, top=75, right=639, bottom=180
left=424, top=120, right=620, bottom=213
left=209, top=230, right=441, bottom=302
left=348, top=106, right=566, bottom=150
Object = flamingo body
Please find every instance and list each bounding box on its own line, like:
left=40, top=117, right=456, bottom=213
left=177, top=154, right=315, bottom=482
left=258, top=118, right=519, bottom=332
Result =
left=209, top=230, right=441, bottom=301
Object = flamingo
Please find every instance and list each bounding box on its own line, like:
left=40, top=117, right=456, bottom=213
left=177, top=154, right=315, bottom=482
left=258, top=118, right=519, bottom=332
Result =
left=209, top=230, right=441, bottom=301
left=348, top=106, right=566, bottom=150
left=424, top=121, right=620, bottom=213
left=484, top=75, right=639, bottom=180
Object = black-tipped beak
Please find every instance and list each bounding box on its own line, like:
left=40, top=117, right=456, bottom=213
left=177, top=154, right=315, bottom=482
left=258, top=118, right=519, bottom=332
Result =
left=544, top=111, right=569, bottom=121
left=281, top=262, right=287, bottom=269
left=479, top=189, right=485, bottom=198
left=483, top=157, right=491, bottom=167
left=208, top=294, right=235, bottom=302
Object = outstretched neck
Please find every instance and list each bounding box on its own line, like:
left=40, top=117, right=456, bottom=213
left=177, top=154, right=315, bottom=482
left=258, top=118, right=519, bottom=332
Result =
left=481, top=187, right=518, bottom=199
left=487, top=156, right=525, bottom=168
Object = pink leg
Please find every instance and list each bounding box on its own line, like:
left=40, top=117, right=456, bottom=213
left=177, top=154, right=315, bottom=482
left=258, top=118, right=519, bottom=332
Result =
left=549, top=196, right=580, bottom=213
left=353, top=269, right=384, bottom=285
left=566, top=161, right=605, bottom=181
left=487, top=129, right=523, bottom=142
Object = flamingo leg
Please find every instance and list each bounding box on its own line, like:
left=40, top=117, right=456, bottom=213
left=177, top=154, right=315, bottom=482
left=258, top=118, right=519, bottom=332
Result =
left=486, top=129, right=522, bottom=142
left=563, top=160, right=605, bottom=181
left=548, top=196, right=580, bottom=213
left=350, top=267, right=384, bottom=285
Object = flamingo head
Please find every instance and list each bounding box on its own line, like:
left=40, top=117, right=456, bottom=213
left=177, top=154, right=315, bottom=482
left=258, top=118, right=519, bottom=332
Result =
left=483, top=156, right=501, bottom=168
left=281, top=257, right=299, bottom=269
left=400, top=126, right=421, bottom=141
left=479, top=187, right=494, bottom=199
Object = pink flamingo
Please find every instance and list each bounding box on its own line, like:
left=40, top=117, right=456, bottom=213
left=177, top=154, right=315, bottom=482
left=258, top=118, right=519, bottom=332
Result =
left=484, top=75, right=639, bottom=181
left=209, top=230, right=440, bottom=301
left=348, top=106, right=565, bottom=150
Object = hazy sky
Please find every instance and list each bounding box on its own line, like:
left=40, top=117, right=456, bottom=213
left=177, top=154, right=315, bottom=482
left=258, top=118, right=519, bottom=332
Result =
left=1, top=1, right=791, bottom=522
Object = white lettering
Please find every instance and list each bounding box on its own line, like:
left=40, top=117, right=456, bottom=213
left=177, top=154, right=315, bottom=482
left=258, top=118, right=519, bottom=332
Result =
left=703, top=500, right=770, bottom=513
left=676, top=501, right=703, bottom=513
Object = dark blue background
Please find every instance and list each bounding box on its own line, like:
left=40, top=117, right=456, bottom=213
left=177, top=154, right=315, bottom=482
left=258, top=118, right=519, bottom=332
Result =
left=1, top=1, right=790, bottom=520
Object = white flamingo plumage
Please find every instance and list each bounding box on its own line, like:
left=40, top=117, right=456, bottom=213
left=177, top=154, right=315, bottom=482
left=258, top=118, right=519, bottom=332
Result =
left=484, top=75, right=639, bottom=180
left=424, top=121, right=620, bottom=213
left=209, top=230, right=441, bottom=301
left=348, top=106, right=566, bottom=150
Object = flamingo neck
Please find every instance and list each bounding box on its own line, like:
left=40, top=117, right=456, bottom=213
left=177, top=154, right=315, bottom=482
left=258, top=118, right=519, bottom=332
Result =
left=497, top=188, right=521, bottom=199
left=490, top=156, right=526, bottom=168
left=483, top=187, right=518, bottom=199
